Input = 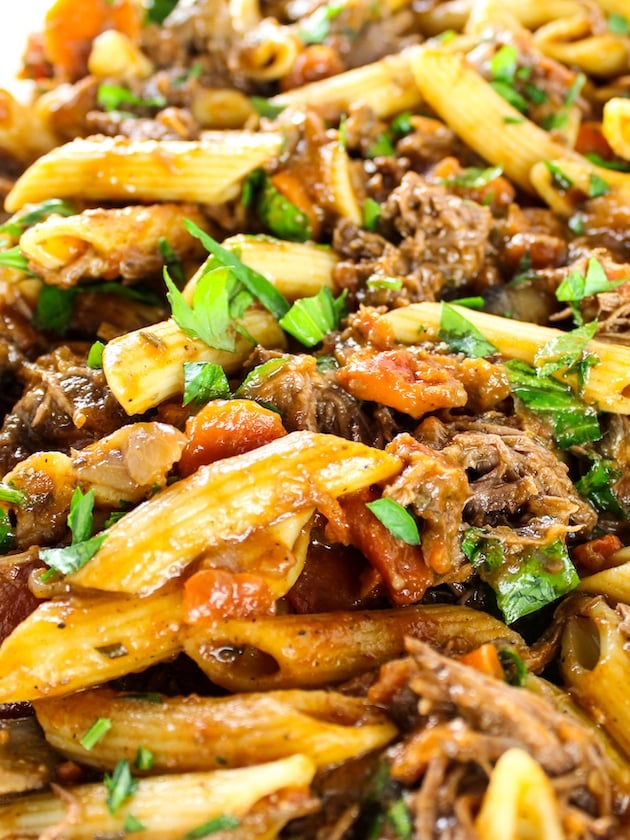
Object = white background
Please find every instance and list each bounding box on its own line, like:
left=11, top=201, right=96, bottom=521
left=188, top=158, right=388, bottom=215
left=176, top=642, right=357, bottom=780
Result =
left=0, top=0, right=56, bottom=87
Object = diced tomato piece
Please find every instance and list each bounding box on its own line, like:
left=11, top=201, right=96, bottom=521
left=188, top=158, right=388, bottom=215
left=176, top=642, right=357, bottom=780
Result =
left=183, top=568, right=276, bottom=623
left=179, top=399, right=286, bottom=476
left=571, top=534, right=623, bottom=575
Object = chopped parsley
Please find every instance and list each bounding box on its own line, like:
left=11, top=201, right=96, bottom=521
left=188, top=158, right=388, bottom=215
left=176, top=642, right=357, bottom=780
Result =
left=279, top=286, right=347, bottom=346
left=97, top=84, right=167, bottom=114
left=134, top=745, right=154, bottom=771
left=0, top=246, right=37, bottom=275
left=555, top=257, right=626, bottom=325
left=576, top=457, right=625, bottom=518
left=363, top=197, right=382, bottom=230
left=183, top=816, right=240, bottom=839
left=87, top=340, right=105, bottom=370
left=498, top=649, right=528, bottom=686
left=249, top=97, right=286, bottom=119
left=505, top=359, right=601, bottom=448
left=40, top=488, right=107, bottom=579
left=441, top=165, right=503, bottom=189
left=0, top=510, right=15, bottom=554
left=365, top=497, right=421, bottom=545
left=366, top=132, right=396, bottom=158
left=80, top=717, right=112, bottom=750
left=145, top=0, right=179, bottom=24
left=608, top=13, right=630, bottom=35
left=182, top=361, right=231, bottom=406
left=533, top=321, right=598, bottom=394
left=366, top=274, right=403, bottom=291
left=439, top=302, right=498, bottom=358
left=0, top=483, right=27, bottom=506
left=158, top=237, right=186, bottom=287
left=463, top=530, right=579, bottom=624
left=184, top=220, right=290, bottom=321
left=543, top=161, right=573, bottom=191
left=104, top=760, right=138, bottom=814
left=236, top=357, right=290, bottom=396
left=588, top=171, right=610, bottom=198
left=298, top=0, right=346, bottom=44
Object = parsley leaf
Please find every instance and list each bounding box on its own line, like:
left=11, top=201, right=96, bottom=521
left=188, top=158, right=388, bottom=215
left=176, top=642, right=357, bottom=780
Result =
left=366, top=497, right=421, bottom=545
left=362, top=197, right=381, bottom=231
left=0, top=509, right=15, bottom=554
left=158, top=237, right=186, bottom=287
left=463, top=530, right=579, bottom=624
left=68, top=487, right=96, bottom=544
left=608, top=13, right=630, bottom=35
left=0, top=246, right=38, bottom=275
left=439, top=302, right=498, bottom=358
left=104, top=760, right=137, bottom=815
left=0, top=483, right=27, bottom=505
left=245, top=170, right=312, bottom=242
left=40, top=533, right=107, bottom=578
left=184, top=220, right=290, bottom=320
left=80, top=718, right=112, bottom=750
left=0, top=199, right=76, bottom=238
left=249, top=97, right=286, bottom=119
left=165, top=265, right=248, bottom=353
left=533, top=321, right=598, bottom=394
left=278, top=286, right=347, bottom=346
left=182, top=361, right=231, bottom=406
left=441, top=165, right=503, bottom=189
left=97, top=84, right=167, bottom=113
left=544, top=161, right=573, bottom=191
left=298, top=1, right=345, bottom=44
left=576, top=457, right=625, bottom=517
left=555, top=257, right=626, bottom=324
left=505, top=359, right=601, bottom=448
left=87, top=341, right=105, bottom=369
left=145, top=0, right=179, bottom=24
left=184, top=816, right=240, bottom=839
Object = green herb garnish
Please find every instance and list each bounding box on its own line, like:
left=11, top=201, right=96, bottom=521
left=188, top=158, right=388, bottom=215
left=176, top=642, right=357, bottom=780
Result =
left=87, top=340, right=105, bottom=370
left=363, top=197, right=381, bottom=230
left=184, top=816, right=240, bottom=839
left=278, top=286, right=346, bottom=346
left=0, top=199, right=76, bottom=238
left=80, top=718, right=112, bottom=750
left=144, top=0, right=179, bottom=23
left=182, top=361, right=231, bottom=406
left=104, top=760, right=137, bottom=815
left=298, top=0, right=345, bottom=44
left=439, top=302, right=498, bottom=358
left=576, top=457, right=625, bottom=517
left=97, top=84, right=167, bottom=113
left=555, top=257, right=626, bottom=325
left=366, top=497, right=421, bottom=545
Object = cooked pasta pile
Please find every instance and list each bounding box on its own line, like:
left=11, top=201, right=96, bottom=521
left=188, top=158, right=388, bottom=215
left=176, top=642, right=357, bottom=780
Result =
left=1, top=0, right=630, bottom=837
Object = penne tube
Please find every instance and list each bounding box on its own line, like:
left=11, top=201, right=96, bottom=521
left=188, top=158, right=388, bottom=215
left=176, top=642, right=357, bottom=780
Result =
left=409, top=46, right=582, bottom=192
left=534, top=25, right=630, bottom=78
left=380, top=301, right=630, bottom=414
left=530, top=155, right=630, bottom=216
left=578, top=558, right=630, bottom=604
left=67, top=431, right=402, bottom=595
left=236, top=18, right=301, bottom=81
left=4, top=133, right=283, bottom=213
left=474, top=748, right=564, bottom=840
left=19, top=203, right=208, bottom=288
left=0, top=88, right=59, bottom=164
left=561, top=596, right=630, bottom=757
left=0, top=755, right=316, bottom=840
left=318, top=140, right=362, bottom=225
left=184, top=603, right=529, bottom=692
left=102, top=307, right=286, bottom=415
left=269, top=46, right=423, bottom=119
left=33, top=686, right=397, bottom=772
left=220, top=234, right=337, bottom=299
left=603, top=97, right=630, bottom=161
left=0, top=589, right=184, bottom=703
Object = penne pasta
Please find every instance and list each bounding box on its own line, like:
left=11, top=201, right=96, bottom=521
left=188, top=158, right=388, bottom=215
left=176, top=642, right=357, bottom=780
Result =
left=19, top=203, right=208, bottom=287
left=4, top=133, right=284, bottom=213
left=474, top=748, right=564, bottom=840
left=184, top=603, right=529, bottom=692
left=220, top=234, right=337, bottom=299
left=380, top=301, right=630, bottom=414
left=33, top=686, right=397, bottom=772
left=66, top=431, right=402, bottom=595
left=561, top=596, right=630, bottom=757
left=0, top=589, right=184, bottom=703
left=602, top=96, right=630, bottom=161
left=269, top=47, right=423, bottom=119
left=0, top=755, right=316, bottom=840
left=578, top=558, right=630, bottom=603
left=409, top=45, right=583, bottom=192
left=102, top=307, right=286, bottom=415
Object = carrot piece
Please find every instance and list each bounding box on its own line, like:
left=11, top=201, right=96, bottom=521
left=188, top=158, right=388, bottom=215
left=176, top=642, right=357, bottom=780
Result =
left=571, top=533, right=623, bottom=575
left=459, top=643, right=505, bottom=680
left=336, top=349, right=467, bottom=419
left=179, top=399, right=286, bottom=476
left=43, top=0, right=141, bottom=79
left=183, top=568, right=276, bottom=623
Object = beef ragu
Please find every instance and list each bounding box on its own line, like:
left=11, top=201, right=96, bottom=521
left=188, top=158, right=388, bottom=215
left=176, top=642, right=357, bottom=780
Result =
left=1, top=0, right=630, bottom=837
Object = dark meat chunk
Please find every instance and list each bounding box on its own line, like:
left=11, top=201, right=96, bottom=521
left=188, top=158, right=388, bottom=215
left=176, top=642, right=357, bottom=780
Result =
left=238, top=350, right=396, bottom=447
left=0, top=305, right=47, bottom=420
left=417, top=413, right=597, bottom=539
left=333, top=172, right=493, bottom=307
left=0, top=346, right=127, bottom=476
left=368, top=638, right=617, bottom=838
left=0, top=549, right=42, bottom=645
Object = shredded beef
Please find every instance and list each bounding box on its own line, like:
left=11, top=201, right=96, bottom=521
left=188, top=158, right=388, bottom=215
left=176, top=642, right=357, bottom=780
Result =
left=333, top=172, right=493, bottom=308
left=368, top=637, right=617, bottom=839
left=0, top=346, right=127, bottom=476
